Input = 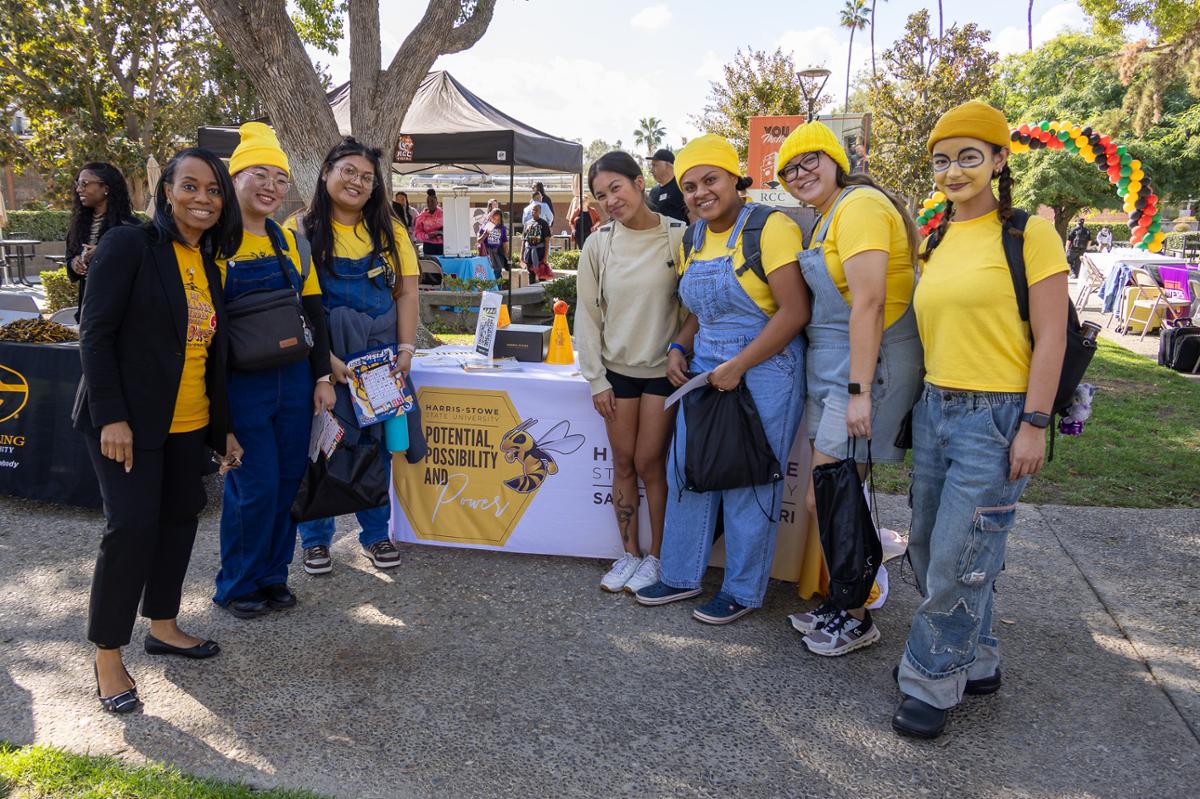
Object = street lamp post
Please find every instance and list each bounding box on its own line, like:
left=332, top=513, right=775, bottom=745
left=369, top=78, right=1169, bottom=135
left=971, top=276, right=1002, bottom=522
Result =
left=797, top=68, right=832, bottom=123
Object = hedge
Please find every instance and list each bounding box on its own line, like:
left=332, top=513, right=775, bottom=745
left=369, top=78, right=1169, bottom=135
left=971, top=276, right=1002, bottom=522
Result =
left=548, top=249, right=580, bottom=270
left=2, top=210, right=151, bottom=242
left=39, top=268, right=76, bottom=313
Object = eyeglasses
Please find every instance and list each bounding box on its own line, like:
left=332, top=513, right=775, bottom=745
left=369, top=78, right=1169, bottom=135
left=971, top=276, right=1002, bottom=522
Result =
left=75, top=179, right=99, bottom=191
left=931, top=148, right=986, bottom=173
left=780, top=152, right=822, bottom=182
left=245, top=168, right=292, bottom=191
left=336, top=164, right=376, bottom=188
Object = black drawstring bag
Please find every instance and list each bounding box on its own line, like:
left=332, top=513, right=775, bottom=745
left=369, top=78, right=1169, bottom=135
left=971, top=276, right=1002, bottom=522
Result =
left=812, top=438, right=882, bottom=611
left=681, top=382, right=782, bottom=492
left=291, top=403, right=390, bottom=522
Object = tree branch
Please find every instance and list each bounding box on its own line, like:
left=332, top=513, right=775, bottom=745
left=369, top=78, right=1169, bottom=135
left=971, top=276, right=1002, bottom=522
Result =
left=348, top=0, right=381, bottom=129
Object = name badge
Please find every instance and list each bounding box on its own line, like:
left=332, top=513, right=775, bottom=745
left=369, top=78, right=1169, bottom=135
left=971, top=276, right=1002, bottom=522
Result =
left=367, top=266, right=384, bottom=278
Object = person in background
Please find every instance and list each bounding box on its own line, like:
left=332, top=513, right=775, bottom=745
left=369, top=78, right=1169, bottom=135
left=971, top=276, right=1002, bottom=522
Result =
left=647, top=148, right=688, bottom=223
left=477, top=207, right=510, bottom=278
left=569, top=196, right=600, bottom=249
left=522, top=191, right=555, bottom=227
left=392, top=190, right=414, bottom=229
left=893, top=101, right=1067, bottom=739
left=576, top=151, right=688, bottom=595
left=1066, top=218, right=1091, bottom=277
left=414, top=189, right=444, bottom=256
left=74, top=147, right=243, bottom=713
left=521, top=203, right=553, bottom=282
left=211, top=122, right=335, bottom=619
left=290, top=137, right=420, bottom=576
left=775, top=121, right=923, bottom=656
left=1095, top=225, right=1113, bottom=253
left=533, top=180, right=554, bottom=215
left=66, top=162, right=136, bottom=318
left=852, top=143, right=870, bottom=175
left=634, top=135, right=810, bottom=625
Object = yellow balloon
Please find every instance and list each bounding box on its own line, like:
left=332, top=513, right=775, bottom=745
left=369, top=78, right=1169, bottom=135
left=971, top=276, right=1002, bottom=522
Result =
left=1128, top=181, right=1142, bottom=194
left=1075, top=136, right=1089, bottom=149
left=923, top=200, right=936, bottom=210
left=1148, top=241, right=1163, bottom=253
left=1070, top=126, right=1082, bottom=138
left=931, top=191, right=947, bottom=203
left=1129, top=159, right=1141, bottom=170
left=1011, top=141, right=1028, bottom=154
left=1124, top=202, right=1136, bottom=213
left=1154, top=231, right=1167, bottom=242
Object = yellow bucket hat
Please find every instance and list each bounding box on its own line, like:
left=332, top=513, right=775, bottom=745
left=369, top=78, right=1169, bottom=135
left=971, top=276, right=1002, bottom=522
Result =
left=776, top=121, right=850, bottom=179
left=674, top=134, right=741, bottom=184
left=927, top=100, right=1011, bottom=153
left=228, top=121, right=290, bottom=177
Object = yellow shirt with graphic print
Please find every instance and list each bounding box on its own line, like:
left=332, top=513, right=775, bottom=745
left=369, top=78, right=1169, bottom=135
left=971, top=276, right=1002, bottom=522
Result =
left=678, top=211, right=804, bottom=316
left=217, top=227, right=321, bottom=296
left=170, top=242, right=217, bottom=433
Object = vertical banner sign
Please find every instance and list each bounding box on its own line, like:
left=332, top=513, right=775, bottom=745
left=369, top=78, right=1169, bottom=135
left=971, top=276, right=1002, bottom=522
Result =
left=746, top=115, right=804, bottom=208
left=474, top=291, right=503, bottom=359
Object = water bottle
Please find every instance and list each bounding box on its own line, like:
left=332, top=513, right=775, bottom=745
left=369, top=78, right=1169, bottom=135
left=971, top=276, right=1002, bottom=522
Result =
left=1081, top=321, right=1101, bottom=345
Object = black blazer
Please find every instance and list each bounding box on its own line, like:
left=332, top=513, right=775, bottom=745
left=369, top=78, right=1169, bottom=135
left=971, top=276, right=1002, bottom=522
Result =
left=66, top=214, right=137, bottom=315
left=72, top=224, right=231, bottom=455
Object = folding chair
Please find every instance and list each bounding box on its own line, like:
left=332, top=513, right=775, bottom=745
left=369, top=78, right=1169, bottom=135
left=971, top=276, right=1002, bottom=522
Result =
left=1119, top=268, right=1171, bottom=339
left=418, top=257, right=443, bottom=288
left=1075, top=255, right=1106, bottom=313
left=1149, top=265, right=1194, bottom=330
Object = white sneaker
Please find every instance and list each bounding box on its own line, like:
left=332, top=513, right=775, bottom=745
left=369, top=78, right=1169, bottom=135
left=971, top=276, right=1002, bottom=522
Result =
left=623, top=554, right=661, bottom=594
left=601, top=553, right=642, bottom=592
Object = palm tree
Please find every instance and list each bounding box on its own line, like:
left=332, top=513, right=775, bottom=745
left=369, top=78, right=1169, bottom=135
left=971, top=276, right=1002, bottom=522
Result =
left=633, top=117, right=666, bottom=157
left=840, top=0, right=869, bottom=111
left=1027, top=0, right=1035, bottom=50
left=869, top=0, right=888, bottom=78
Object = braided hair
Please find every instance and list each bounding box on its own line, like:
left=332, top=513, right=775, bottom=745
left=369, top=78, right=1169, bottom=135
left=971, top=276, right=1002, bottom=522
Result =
left=920, top=144, right=1015, bottom=263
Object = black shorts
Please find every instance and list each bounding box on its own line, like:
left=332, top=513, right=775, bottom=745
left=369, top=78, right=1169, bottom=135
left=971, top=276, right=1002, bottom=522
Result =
left=606, top=369, right=674, bottom=399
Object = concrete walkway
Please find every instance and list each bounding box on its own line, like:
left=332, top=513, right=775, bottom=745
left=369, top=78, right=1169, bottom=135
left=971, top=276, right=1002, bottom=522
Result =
left=0, top=493, right=1197, bottom=799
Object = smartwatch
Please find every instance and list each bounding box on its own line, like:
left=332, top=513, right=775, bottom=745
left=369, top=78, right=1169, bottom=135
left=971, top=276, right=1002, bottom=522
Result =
left=847, top=382, right=863, bottom=395
left=1020, top=411, right=1052, bottom=429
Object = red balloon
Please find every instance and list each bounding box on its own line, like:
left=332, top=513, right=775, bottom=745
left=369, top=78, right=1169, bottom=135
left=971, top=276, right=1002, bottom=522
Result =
left=1099, top=135, right=1112, bottom=147
left=1019, top=124, right=1031, bottom=135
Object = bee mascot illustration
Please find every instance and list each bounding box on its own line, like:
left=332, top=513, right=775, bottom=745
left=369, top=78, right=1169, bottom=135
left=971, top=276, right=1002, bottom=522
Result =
left=499, top=418, right=585, bottom=493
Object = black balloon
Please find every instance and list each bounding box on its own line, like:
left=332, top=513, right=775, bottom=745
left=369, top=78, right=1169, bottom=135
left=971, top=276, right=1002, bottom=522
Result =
left=1135, top=198, right=1148, bottom=210
left=1019, top=133, right=1031, bottom=145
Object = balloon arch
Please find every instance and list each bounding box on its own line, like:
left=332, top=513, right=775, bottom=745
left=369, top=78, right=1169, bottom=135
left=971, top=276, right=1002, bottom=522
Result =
left=915, top=121, right=1165, bottom=253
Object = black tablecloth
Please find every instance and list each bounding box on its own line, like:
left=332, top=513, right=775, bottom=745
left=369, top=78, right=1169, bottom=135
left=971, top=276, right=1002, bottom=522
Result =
left=0, top=342, right=101, bottom=508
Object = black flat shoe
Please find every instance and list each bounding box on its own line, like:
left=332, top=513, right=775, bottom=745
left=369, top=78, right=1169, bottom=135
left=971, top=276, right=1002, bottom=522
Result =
left=892, top=665, right=1002, bottom=696
left=223, top=593, right=270, bottom=619
left=261, top=583, right=297, bottom=610
left=144, top=634, right=221, bottom=659
left=94, top=663, right=140, bottom=714
left=892, top=695, right=948, bottom=739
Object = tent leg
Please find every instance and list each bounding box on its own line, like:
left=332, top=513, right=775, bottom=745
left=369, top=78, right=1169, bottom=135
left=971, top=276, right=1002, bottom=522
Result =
left=508, top=162, right=514, bottom=315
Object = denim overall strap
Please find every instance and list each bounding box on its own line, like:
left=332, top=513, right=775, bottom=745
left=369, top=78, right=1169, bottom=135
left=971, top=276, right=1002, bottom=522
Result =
left=320, top=251, right=395, bottom=318
left=223, top=223, right=300, bottom=303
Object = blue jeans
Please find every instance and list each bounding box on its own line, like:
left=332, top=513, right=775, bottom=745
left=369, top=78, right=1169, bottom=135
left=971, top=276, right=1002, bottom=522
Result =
left=898, top=385, right=1031, bottom=709
left=297, top=503, right=391, bottom=550
left=214, top=361, right=313, bottom=605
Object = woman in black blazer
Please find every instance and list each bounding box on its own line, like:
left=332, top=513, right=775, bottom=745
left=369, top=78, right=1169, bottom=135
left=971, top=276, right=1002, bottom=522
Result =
left=74, top=147, right=244, bottom=713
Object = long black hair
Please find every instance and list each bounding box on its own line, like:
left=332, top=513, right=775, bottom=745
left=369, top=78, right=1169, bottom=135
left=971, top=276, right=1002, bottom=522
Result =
left=66, top=162, right=133, bottom=257
left=921, top=145, right=1014, bottom=262
left=533, top=180, right=553, bottom=212
left=302, top=137, right=399, bottom=281
left=152, top=147, right=242, bottom=259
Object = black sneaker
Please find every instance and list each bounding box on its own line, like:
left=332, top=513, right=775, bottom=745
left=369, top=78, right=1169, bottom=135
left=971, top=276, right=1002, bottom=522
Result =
left=303, top=545, right=332, bottom=575
left=262, top=583, right=297, bottom=610
left=223, top=592, right=270, bottom=619
left=362, top=540, right=401, bottom=569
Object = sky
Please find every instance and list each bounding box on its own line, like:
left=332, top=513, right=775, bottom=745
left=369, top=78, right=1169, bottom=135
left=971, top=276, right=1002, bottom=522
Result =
left=314, top=0, right=1098, bottom=152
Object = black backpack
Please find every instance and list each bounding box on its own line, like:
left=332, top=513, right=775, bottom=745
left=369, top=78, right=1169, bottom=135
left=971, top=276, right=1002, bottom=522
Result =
left=1000, top=209, right=1098, bottom=420
left=681, top=204, right=779, bottom=282
left=1159, top=325, right=1200, bottom=373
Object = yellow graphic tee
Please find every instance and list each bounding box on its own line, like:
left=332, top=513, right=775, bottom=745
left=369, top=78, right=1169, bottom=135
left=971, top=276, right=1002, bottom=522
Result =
left=217, top=227, right=321, bottom=296
left=678, top=212, right=804, bottom=316
left=170, top=242, right=217, bottom=433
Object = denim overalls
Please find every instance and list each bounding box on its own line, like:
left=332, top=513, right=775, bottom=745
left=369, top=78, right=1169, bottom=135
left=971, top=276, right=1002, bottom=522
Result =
left=659, top=204, right=806, bottom=608
left=296, top=237, right=397, bottom=551
left=213, top=222, right=314, bottom=605
left=798, top=186, right=923, bottom=463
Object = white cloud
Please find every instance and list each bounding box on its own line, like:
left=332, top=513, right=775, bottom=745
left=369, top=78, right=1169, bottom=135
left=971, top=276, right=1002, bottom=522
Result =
left=992, top=2, right=1090, bottom=55
left=696, top=50, right=724, bottom=82
left=778, top=26, right=871, bottom=114
left=630, top=4, right=672, bottom=31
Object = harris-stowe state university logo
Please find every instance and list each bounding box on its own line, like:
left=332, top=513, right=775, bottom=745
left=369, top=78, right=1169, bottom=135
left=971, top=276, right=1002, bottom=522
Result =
left=0, top=364, right=30, bottom=424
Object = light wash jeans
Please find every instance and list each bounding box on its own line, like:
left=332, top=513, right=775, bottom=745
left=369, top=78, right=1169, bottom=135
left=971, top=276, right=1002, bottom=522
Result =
left=898, top=384, right=1031, bottom=710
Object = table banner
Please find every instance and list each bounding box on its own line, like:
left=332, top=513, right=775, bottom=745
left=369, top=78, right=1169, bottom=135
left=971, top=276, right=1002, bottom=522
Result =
left=0, top=342, right=102, bottom=508
left=390, top=353, right=810, bottom=580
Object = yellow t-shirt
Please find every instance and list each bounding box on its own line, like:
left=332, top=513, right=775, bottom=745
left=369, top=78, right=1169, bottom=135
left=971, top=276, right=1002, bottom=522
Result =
left=813, top=188, right=914, bottom=329
left=217, top=228, right=321, bottom=296
left=170, top=242, right=217, bottom=433
left=678, top=212, right=804, bottom=316
left=286, top=217, right=419, bottom=277
left=915, top=211, right=1069, bottom=392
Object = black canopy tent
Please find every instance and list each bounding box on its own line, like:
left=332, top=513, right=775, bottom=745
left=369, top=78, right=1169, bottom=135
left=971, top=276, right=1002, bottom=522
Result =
left=199, top=72, right=584, bottom=311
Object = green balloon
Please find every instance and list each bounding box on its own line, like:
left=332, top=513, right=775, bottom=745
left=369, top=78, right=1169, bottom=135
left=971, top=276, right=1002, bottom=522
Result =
left=1058, top=130, right=1070, bottom=141
left=1120, top=166, right=1131, bottom=177
left=1116, top=145, right=1127, bottom=155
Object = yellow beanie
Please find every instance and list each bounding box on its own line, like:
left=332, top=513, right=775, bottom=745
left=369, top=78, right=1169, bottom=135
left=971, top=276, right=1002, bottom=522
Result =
left=674, top=134, right=742, bottom=185
left=775, top=121, right=850, bottom=179
left=228, top=122, right=290, bottom=177
left=927, top=100, right=1011, bottom=153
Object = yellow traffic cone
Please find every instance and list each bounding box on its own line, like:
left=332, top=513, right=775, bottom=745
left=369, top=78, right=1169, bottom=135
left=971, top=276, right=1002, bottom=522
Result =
left=497, top=302, right=511, bottom=328
left=545, top=299, right=574, bottom=364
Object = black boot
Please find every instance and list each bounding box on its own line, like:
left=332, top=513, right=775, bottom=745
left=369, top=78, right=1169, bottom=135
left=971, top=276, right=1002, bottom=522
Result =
left=892, top=695, right=948, bottom=739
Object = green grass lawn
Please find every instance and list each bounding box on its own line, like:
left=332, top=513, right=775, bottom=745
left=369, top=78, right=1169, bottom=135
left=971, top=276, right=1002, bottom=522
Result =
left=875, top=340, right=1200, bottom=508
left=0, top=744, right=324, bottom=799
